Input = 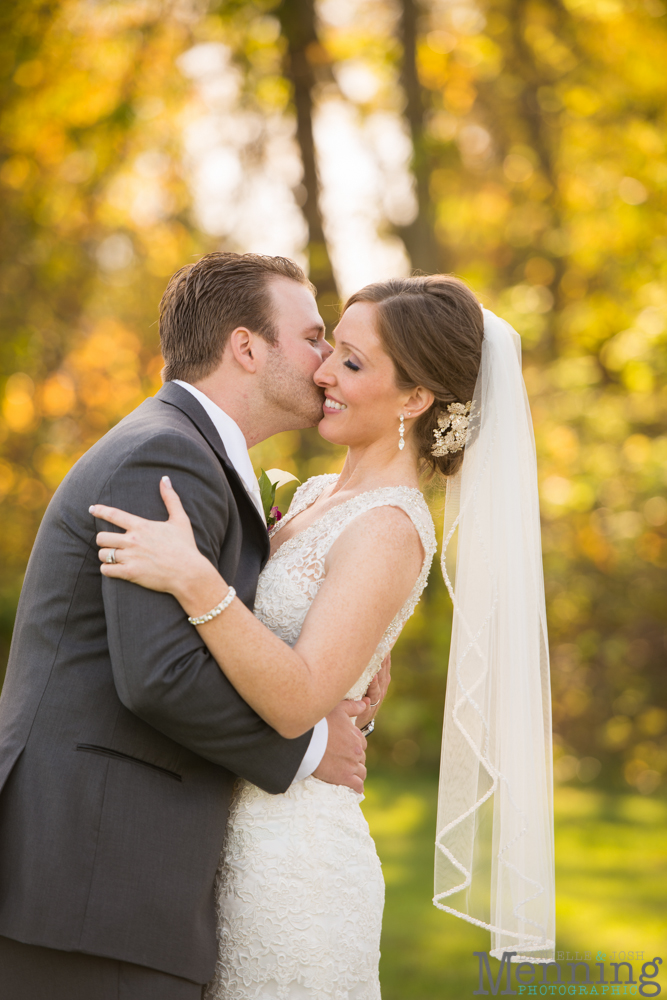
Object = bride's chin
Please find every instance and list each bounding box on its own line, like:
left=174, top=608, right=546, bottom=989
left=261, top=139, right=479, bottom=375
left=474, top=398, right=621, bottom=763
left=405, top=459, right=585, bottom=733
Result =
left=317, top=416, right=348, bottom=445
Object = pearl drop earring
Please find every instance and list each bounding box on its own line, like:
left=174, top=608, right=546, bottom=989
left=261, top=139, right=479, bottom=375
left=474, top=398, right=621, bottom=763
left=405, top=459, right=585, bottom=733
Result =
left=399, top=414, right=405, bottom=451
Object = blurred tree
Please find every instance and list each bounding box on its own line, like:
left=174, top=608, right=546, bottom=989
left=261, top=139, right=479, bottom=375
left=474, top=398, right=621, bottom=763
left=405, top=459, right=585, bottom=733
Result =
left=276, top=0, right=340, bottom=324
left=396, top=0, right=444, bottom=273
left=210, top=0, right=340, bottom=324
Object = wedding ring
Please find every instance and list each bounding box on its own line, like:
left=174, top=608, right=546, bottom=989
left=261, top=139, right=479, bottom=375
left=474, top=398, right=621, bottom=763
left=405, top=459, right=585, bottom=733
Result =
left=106, top=548, right=117, bottom=565
left=370, top=700, right=380, bottom=708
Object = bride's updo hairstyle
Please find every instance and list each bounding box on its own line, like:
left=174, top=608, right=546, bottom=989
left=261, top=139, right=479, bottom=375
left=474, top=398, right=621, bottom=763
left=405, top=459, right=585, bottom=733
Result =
left=343, top=275, right=484, bottom=477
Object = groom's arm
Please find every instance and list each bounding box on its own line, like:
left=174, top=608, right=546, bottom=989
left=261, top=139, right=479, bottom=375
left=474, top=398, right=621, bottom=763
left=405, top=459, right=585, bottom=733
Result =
left=96, top=431, right=311, bottom=794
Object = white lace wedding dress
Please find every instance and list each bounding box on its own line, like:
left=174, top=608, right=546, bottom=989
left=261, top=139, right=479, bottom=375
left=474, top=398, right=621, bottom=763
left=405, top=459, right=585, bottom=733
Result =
left=204, top=474, right=436, bottom=1000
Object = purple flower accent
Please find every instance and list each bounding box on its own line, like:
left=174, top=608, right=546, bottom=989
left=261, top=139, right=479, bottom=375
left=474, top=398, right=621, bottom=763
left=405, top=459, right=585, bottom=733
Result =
left=267, top=506, right=283, bottom=530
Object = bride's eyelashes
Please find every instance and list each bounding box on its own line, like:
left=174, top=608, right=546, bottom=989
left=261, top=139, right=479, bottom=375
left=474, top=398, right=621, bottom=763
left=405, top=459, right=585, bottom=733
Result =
left=344, top=359, right=360, bottom=372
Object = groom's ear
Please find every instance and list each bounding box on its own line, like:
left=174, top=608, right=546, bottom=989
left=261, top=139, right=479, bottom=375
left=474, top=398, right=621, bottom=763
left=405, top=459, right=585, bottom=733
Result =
left=228, top=327, right=262, bottom=374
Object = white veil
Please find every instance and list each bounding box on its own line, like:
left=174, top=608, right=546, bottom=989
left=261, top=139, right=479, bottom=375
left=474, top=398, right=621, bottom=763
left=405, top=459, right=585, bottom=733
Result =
left=433, top=309, right=555, bottom=963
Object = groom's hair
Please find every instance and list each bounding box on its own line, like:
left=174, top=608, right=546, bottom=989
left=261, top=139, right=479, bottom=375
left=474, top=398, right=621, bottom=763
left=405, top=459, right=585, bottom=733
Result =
left=159, top=252, right=314, bottom=382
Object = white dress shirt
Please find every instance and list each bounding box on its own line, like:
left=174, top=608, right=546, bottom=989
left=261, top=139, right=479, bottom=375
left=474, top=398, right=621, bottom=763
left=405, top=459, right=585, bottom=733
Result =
left=173, top=380, right=327, bottom=781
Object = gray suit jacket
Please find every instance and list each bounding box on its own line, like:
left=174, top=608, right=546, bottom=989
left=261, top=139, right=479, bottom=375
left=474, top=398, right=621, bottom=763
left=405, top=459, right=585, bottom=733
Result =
left=0, top=381, right=311, bottom=983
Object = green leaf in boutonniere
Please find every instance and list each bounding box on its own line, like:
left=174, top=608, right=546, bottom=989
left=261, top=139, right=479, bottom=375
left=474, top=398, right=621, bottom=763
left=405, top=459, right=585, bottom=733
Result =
left=258, top=468, right=300, bottom=528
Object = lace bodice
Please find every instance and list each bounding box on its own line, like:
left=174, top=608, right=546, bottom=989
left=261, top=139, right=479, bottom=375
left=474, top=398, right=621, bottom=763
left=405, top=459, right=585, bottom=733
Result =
left=254, top=474, right=437, bottom=700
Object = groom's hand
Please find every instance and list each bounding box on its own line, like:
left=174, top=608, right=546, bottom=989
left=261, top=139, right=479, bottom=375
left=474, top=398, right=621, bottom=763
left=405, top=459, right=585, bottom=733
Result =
left=313, top=700, right=368, bottom=793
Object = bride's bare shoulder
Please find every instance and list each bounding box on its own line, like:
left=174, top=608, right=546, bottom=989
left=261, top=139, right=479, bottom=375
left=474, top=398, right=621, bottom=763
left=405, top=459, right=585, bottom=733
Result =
left=330, top=503, right=425, bottom=567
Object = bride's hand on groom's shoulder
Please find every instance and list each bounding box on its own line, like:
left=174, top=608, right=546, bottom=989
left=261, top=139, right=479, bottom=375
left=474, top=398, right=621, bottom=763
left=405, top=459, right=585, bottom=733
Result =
left=90, top=476, right=219, bottom=601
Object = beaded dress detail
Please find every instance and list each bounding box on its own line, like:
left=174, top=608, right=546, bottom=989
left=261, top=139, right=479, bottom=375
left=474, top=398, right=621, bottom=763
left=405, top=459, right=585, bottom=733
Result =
left=205, top=475, right=436, bottom=1000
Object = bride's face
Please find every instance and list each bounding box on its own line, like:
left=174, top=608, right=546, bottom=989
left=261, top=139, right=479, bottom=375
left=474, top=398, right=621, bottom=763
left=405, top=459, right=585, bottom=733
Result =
left=314, top=301, right=413, bottom=451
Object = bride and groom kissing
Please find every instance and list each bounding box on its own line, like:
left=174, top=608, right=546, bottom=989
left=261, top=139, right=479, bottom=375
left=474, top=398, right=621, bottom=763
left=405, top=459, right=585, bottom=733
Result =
left=0, top=250, right=556, bottom=999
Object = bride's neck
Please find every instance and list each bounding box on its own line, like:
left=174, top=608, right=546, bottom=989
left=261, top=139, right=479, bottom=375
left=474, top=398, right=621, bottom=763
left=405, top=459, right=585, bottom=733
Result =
left=333, top=440, right=420, bottom=495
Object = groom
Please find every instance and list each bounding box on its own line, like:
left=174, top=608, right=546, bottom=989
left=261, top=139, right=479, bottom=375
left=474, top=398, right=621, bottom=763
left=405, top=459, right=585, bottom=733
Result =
left=0, top=252, right=378, bottom=999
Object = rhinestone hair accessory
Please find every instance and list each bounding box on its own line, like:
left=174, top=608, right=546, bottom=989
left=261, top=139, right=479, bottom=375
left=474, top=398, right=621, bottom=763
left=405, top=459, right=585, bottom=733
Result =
left=431, top=401, right=472, bottom=457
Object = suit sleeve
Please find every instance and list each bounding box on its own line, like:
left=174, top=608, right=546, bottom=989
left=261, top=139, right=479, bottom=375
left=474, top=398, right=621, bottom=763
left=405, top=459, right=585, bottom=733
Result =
left=97, top=431, right=312, bottom=794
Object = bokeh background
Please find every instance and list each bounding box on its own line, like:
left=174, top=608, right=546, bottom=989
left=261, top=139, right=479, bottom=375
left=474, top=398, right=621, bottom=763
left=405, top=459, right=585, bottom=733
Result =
left=1, top=0, right=665, bottom=995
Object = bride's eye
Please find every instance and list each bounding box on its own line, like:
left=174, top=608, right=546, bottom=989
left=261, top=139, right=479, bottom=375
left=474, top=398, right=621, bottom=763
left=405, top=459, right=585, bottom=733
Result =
left=344, top=359, right=360, bottom=372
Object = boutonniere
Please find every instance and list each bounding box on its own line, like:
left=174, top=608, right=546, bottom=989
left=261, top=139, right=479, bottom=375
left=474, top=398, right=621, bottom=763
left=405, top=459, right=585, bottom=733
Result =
left=258, top=468, right=300, bottom=529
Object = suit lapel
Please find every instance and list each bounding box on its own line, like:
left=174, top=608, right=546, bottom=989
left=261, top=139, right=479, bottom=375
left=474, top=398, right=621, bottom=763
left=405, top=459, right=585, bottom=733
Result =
left=156, top=381, right=270, bottom=563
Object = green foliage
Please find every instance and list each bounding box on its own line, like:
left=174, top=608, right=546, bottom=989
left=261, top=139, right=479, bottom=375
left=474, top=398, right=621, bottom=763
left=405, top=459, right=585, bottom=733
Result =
left=258, top=469, right=279, bottom=522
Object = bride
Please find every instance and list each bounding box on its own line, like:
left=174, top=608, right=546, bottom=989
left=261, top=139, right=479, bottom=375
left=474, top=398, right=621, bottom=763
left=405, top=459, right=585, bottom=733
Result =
left=90, top=274, right=554, bottom=997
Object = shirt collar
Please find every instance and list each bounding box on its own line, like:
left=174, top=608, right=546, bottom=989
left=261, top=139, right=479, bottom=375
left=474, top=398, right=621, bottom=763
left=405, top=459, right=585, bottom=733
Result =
left=172, top=380, right=265, bottom=522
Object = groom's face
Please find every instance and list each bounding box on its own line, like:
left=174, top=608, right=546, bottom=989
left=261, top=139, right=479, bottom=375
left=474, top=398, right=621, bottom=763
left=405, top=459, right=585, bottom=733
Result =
left=259, top=278, right=332, bottom=428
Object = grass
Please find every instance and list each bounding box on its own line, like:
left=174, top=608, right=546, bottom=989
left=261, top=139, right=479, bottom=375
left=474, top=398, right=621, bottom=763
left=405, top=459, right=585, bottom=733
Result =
left=361, top=769, right=667, bottom=999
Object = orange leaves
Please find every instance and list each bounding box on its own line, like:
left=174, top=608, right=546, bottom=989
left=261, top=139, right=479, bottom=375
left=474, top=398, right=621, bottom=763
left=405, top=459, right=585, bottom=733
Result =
left=577, top=522, right=616, bottom=570
left=0, top=155, right=37, bottom=191
left=525, top=256, right=556, bottom=285
left=621, top=433, right=650, bottom=465
left=503, top=153, right=535, bottom=185
left=66, top=320, right=144, bottom=423
left=39, top=373, right=76, bottom=418
left=0, top=2, right=209, bottom=603
left=1, top=318, right=149, bottom=506
left=416, top=41, right=450, bottom=91
left=636, top=531, right=667, bottom=568
left=32, top=447, right=76, bottom=491
left=2, top=374, right=36, bottom=434
left=442, top=77, right=476, bottom=115
left=546, top=424, right=580, bottom=463
left=141, top=222, right=192, bottom=277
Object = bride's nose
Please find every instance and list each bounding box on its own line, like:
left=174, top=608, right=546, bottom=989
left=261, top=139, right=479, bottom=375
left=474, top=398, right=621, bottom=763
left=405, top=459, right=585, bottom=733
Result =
left=314, top=354, right=336, bottom=387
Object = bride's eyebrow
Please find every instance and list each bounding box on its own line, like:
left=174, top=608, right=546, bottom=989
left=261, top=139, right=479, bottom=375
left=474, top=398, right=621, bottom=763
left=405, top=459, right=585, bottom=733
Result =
left=338, top=339, right=368, bottom=361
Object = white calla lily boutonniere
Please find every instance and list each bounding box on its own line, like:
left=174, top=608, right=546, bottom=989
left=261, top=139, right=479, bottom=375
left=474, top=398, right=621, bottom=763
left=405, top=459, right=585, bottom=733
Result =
left=258, top=468, right=300, bottom=529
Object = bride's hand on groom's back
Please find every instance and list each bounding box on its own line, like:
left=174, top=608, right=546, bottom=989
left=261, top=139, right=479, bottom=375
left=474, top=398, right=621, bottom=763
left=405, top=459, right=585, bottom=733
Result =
left=354, top=654, right=391, bottom=732
left=313, top=700, right=368, bottom=793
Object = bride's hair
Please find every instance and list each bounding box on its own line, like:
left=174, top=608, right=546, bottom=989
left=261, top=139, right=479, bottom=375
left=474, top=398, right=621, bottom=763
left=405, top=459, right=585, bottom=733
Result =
left=344, top=275, right=484, bottom=477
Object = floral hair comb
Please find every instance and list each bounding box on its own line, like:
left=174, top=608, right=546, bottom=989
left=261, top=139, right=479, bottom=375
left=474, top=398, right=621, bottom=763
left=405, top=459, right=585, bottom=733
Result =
left=431, top=401, right=472, bottom=457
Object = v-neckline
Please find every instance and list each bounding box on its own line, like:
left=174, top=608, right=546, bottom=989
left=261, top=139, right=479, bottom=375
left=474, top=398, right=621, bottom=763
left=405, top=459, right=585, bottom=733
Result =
left=269, top=474, right=337, bottom=558
left=268, top=475, right=423, bottom=560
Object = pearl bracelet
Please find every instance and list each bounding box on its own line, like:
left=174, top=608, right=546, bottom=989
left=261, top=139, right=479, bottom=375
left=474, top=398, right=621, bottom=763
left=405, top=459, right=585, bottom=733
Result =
left=187, top=586, right=236, bottom=625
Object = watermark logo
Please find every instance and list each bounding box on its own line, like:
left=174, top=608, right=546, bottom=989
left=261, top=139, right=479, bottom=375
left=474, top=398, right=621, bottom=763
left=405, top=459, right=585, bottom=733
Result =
left=473, top=951, right=663, bottom=997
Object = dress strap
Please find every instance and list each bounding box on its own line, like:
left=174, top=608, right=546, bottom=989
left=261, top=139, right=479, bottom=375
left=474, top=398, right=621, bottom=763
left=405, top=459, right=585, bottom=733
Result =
left=319, top=487, right=437, bottom=577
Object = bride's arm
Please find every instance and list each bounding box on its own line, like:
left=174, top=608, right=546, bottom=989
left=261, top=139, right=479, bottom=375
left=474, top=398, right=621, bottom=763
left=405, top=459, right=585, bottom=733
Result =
left=92, top=477, right=422, bottom=739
